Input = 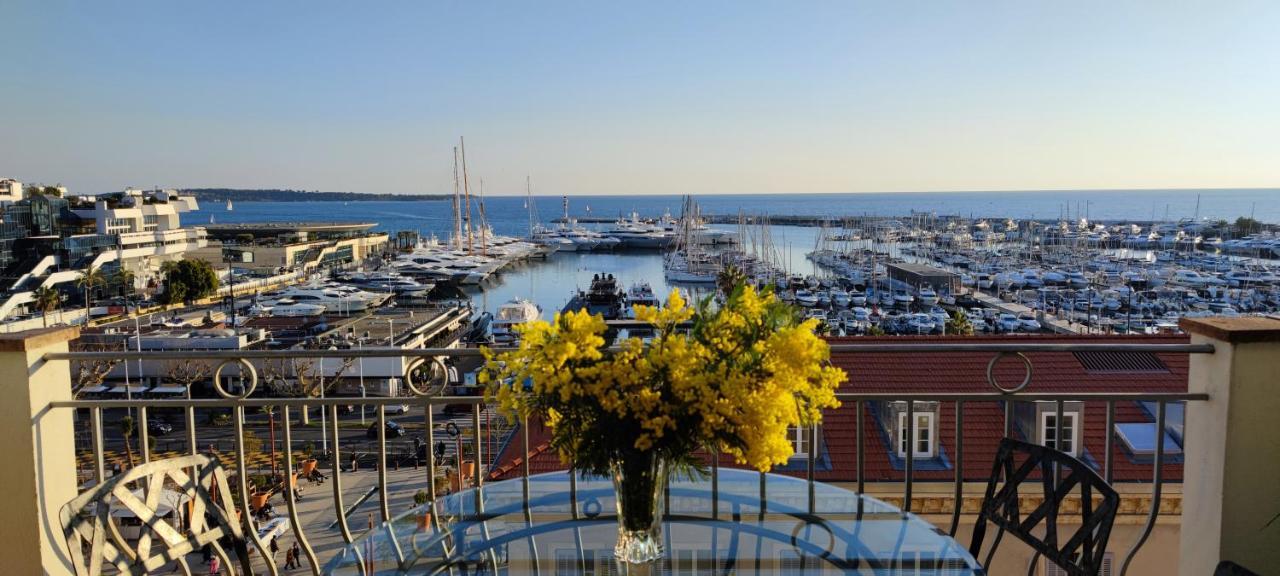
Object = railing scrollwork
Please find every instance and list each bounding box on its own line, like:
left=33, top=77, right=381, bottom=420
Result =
left=212, top=358, right=259, bottom=399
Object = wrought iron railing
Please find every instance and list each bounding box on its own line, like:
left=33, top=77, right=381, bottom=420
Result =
left=44, top=339, right=1213, bottom=575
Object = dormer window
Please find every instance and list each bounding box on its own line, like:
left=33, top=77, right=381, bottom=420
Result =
left=790, top=425, right=809, bottom=458
left=897, top=410, right=935, bottom=458
left=1040, top=410, right=1080, bottom=456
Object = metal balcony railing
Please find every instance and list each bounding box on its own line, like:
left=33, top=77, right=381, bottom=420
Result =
left=43, top=339, right=1214, bottom=575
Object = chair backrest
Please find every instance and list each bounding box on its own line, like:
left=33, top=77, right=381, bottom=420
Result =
left=970, top=438, right=1120, bottom=576
left=1214, top=561, right=1261, bottom=576
left=60, top=454, right=252, bottom=576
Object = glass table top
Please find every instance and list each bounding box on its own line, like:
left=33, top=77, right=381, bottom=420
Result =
left=324, top=469, right=981, bottom=575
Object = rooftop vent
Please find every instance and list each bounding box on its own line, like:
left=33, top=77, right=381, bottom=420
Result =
left=1073, top=351, right=1169, bottom=373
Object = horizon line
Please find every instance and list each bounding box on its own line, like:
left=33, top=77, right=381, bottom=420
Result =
left=136, top=185, right=1280, bottom=198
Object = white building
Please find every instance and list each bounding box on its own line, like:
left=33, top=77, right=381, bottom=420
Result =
left=0, top=187, right=208, bottom=324
left=0, top=178, right=22, bottom=204
left=67, top=188, right=208, bottom=281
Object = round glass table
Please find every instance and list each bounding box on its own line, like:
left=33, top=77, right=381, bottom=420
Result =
left=324, top=469, right=981, bottom=575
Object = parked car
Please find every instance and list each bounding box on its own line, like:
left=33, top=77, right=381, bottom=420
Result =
left=147, top=419, right=174, bottom=436
left=366, top=420, right=405, bottom=439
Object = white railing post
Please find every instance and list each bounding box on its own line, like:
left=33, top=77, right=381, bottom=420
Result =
left=1179, top=317, right=1280, bottom=575
left=0, top=326, right=80, bottom=575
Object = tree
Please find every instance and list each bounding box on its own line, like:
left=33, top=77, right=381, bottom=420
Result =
left=165, top=359, right=212, bottom=397
left=77, top=268, right=105, bottom=322
left=32, top=286, right=62, bottom=328
left=72, top=343, right=122, bottom=396
left=946, top=309, right=975, bottom=336
left=112, top=268, right=136, bottom=299
left=1234, top=216, right=1262, bottom=237
left=24, top=184, right=63, bottom=197
left=120, top=415, right=137, bottom=469
left=161, top=258, right=219, bottom=304
left=865, top=324, right=886, bottom=336
left=716, top=264, right=748, bottom=297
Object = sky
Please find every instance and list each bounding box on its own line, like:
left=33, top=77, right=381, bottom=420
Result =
left=2, top=1, right=1279, bottom=196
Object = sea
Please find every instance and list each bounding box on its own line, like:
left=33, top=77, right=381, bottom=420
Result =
left=211, top=189, right=1277, bottom=319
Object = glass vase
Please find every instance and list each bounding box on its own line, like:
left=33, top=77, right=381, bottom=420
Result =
left=609, top=452, right=667, bottom=564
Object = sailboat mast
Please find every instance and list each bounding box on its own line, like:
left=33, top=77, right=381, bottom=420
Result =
left=478, top=178, right=488, bottom=255
left=461, top=137, right=473, bottom=255
left=452, top=147, right=462, bottom=248
left=526, top=176, right=534, bottom=236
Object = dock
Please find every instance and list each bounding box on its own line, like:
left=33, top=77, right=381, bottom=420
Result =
left=966, top=289, right=1089, bottom=335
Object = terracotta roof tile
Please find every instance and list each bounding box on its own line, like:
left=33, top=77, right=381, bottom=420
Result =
left=491, top=334, right=1189, bottom=486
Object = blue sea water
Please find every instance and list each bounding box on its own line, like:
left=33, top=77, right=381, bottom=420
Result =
left=210, top=189, right=1278, bottom=239
left=210, top=189, right=1276, bottom=319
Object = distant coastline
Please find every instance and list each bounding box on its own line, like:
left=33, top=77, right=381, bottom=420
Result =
left=181, top=188, right=448, bottom=202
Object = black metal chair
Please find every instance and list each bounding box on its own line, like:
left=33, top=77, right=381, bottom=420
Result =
left=1215, top=561, right=1261, bottom=576
left=970, top=438, right=1120, bottom=576
left=60, top=454, right=252, bottom=576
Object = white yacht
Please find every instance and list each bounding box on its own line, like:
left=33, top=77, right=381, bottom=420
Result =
left=492, top=299, right=541, bottom=345
left=830, top=288, right=851, bottom=307
left=916, top=287, right=939, bottom=307
left=605, top=213, right=673, bottom=248
left=794, top=289, right=819, bottom=307
left=626, top=282, right=661, bottom=309
left=263, top=285, right=379, bottom=313
left=248, top=299, right=326, bottom=317
left=340, top=271, right=434, bottom=294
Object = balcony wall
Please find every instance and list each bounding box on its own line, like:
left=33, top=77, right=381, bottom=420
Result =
left=1, top=320, right=1277, bottom=574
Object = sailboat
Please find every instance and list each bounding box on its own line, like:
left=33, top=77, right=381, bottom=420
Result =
left=225, top=199, right=234, bottom=211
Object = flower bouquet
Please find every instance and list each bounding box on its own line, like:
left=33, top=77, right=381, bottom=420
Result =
left=481, top=285, right=845, bottom=563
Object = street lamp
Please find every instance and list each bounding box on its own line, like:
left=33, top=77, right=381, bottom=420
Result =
left=356, top=329, right=369, bottom=426
left=322, top=345, right=337, bottom=453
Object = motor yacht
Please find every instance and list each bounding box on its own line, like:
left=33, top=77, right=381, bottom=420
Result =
left=492, top=299, right=541, bottom=345
left=794, top=289, right=819, bottom=307
left=916, top=287, right=939, bottom=307
left=830, top=288, right=851, bottom=307
left=264, top=285, right=378, bottom=313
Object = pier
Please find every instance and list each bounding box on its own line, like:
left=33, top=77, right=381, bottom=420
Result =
left=966, top=289, right=1089, bottom=335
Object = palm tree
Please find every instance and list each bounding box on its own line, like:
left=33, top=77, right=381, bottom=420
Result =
left=112, top=268, right=136, bottom=300
left=159, top=259, right=180, bottom=277
left=716, top=264, right=748, bottom=297
left=119, top=415, right=136, bottom=469
left=946, top=309, right=975, bottom=336
left=31, top=286, right=62, bottom=328
left=76, top=268, right=105, bottom=323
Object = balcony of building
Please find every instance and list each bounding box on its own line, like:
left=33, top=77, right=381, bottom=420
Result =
left=1, top=317, right=1276, bottom=574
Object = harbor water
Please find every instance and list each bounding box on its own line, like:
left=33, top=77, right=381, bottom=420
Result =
left=211, top=190, right=1276, bottom=320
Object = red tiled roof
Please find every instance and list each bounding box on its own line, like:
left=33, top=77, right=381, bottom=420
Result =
left=490, top=334, right=1189, bottom=485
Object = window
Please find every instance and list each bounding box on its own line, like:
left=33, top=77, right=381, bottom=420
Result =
left=1040, top=411, right=1079, bottom=456
left=790, top=425, right=809, bottom=458
left=897, top=411, right=935, bottom=458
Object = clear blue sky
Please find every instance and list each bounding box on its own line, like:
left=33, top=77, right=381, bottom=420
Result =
left=2, top=1, right=1278, bottom=196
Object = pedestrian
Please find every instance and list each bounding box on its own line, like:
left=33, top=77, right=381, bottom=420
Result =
left=290, top=541, right=301, bottom=566
left=270, top=536, right=279, bottom=563
left=284, top=547, right=296, bottom=570
left=208, top=555, right=220, bottom=576
left=201, top=543, right=212, bottom=564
